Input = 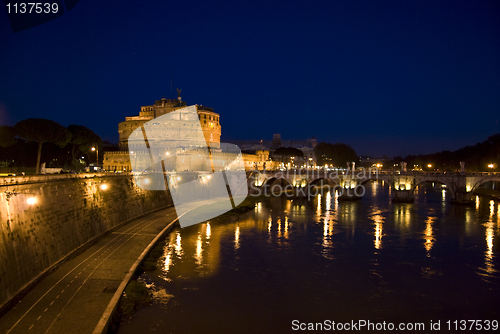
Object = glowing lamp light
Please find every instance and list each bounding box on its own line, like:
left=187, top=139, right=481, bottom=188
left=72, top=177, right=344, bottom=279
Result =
left=427, top=164, right=432, bottom=168
left=27, top=197, right=37, bottom=205
left=100, top=184, right=108, bottom=190
left=176, top=176, right=181, bottom=181
left=488, top=164, right=494, bottom=169
left=166, top=152, right=170, bottom=156
left=206, top=175, right=211, bottom=180
left=143, top=178, right=150, bottom=184
left=91, top=147, right=96, bottom=152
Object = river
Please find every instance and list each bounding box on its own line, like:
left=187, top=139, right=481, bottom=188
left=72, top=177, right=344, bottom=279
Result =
left=114, top=181, right=500, bottom=333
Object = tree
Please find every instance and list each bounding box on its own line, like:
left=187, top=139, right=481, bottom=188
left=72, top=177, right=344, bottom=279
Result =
left=14, top=119, right=71, bottom=174
left=0, top=126, right=17, bottom=147
left=272, top=147, right=304, bottom=163
left=67, top=125, right=102, bottom=170
left=314, top=142, right=358, bottom=167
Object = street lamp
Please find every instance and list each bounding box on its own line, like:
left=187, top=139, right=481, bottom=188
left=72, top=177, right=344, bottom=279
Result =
left=488, top=164, right=494, bottom=169
left=4, top=190, right=37, bottom=204
left=91, top=143, right=98, bottom=171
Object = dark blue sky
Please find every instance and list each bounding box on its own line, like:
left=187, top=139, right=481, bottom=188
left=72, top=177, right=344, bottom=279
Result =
left=1, top=0, right=499, bottom=157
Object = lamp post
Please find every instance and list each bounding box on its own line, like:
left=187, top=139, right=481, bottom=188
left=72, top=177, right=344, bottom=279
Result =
left=488, top=163, right=495, bottom=173
left=91, top=143, right=98, bottom=171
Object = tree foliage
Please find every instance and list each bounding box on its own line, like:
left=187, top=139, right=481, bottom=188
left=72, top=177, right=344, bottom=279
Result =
left=314, top=142, right=358, bottom=167
left=272, top=147, right=304, bottom=163
left=0, top=126, right=17, bottom=147
left=67, top=125, right=102, bottom=169
left=402, top=133, right=500, bottom=172
left=14, top=119, right=71, bottom=173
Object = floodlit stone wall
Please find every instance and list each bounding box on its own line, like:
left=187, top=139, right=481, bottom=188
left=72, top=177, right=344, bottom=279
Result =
left=0, top=173, right=172, bottom=308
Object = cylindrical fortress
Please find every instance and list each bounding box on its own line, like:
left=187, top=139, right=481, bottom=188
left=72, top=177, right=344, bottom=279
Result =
left=118, top=97, right=221, bottom=151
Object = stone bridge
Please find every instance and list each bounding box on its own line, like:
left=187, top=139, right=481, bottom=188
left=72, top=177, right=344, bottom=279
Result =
left=247, top=169, right=500, bottom=204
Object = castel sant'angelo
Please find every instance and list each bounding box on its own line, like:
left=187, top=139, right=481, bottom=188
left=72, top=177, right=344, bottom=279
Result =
left=103, top=91, right=269, bottom=172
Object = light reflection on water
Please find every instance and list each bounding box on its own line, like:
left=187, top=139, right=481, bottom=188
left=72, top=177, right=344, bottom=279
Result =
left=423, top=216, right=436, bottom=256
left=481, top=200, right=498, bottom=276
left=234, top=226, right=240, bottom=250
left=371, top=212, right=384, bottom=250
left=116, top=183, right=500, bottom=334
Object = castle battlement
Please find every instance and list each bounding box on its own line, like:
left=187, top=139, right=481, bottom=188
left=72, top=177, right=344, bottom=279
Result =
left=103, top=95, right=272, bottom=172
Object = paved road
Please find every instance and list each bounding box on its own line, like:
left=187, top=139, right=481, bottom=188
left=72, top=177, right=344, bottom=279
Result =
left=0, top=206, right=178, bottom=334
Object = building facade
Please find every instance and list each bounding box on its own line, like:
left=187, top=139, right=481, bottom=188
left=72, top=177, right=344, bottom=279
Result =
left=118, top=97, right=221, bottom=151
left=104, top=96, right=269, bottom=172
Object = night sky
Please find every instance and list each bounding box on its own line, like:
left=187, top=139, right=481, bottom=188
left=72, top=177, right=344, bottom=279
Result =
left=1, top=0, right=499, bottom=157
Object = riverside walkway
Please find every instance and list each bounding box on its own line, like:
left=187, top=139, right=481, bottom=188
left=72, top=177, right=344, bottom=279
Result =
left=0, top=206, right=178, bottom=334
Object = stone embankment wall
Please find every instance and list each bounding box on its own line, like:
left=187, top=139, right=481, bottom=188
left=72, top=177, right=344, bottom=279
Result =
left=0, top=173, right=172, bottom=308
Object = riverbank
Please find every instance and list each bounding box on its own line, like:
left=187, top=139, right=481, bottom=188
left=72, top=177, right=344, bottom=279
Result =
left=0, top=207, right=179, bottom=334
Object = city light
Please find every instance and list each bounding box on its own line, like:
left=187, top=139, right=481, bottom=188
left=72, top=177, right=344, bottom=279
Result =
left=27, top=196, right=37, bottom=205
left=100, top=184, right=108, bottom=190
left=91, top=143, right=99, bottom=169
left=427, top=164, right=432, bottom=168
left=488, top=164, right=494, bottom=169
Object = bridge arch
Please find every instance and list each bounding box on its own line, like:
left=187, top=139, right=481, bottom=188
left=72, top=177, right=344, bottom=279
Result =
left=307, top=177, right=338, bottom=188
left=359, top=176, right=394, bottom=193
left=360, top=178, right=390, bottom=186
left=261, top=177, right=294, bottom=195
left=411, top=179, right=455, bottom=200
left=470, top=176, right=500, bottom=192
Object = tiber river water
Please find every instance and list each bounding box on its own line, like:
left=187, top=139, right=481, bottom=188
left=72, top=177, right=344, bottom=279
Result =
left=115, top=181, right=499, bottom=333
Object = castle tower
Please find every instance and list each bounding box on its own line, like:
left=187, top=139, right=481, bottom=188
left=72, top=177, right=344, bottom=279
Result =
left=118, top=96, right=221, bottom=151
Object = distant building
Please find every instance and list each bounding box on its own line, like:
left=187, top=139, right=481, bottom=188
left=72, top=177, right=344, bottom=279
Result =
left=232, top=134, right=318, bottom=167
left=358, top=156, right=386, bottom=169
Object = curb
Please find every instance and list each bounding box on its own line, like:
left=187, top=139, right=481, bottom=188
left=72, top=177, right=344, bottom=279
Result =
left=92, top=212, right=181, bottom=334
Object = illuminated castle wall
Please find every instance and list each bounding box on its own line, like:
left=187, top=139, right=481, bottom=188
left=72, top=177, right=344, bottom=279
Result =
left=104, top=96, right=269, bottom=172
left=118, top=97, right=221, bottom=151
